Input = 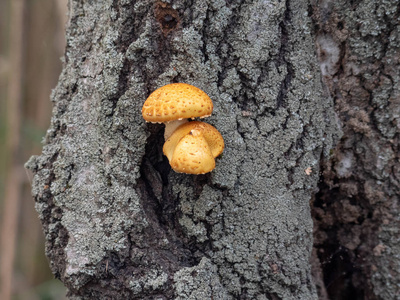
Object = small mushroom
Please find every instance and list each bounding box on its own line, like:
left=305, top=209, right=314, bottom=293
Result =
left=142, top=83, right=213, bottom=139
left=163, top=121, right=224, bottom=174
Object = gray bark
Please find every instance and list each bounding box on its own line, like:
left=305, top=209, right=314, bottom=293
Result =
left=312, top=0, right=400, bottom=299
left=30, top=0, right=400, bottom=298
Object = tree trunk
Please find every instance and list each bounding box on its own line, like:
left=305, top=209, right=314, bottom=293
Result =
left=312, top=0, right=400, bottom=299
left=25, top=0, right=398, bottom=299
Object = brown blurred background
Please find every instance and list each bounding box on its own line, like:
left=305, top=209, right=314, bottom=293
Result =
left=0, top=0, right=68, bottom=299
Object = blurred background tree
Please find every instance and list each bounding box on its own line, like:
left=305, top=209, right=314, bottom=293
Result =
left=0, top=0, right=68, bottom=299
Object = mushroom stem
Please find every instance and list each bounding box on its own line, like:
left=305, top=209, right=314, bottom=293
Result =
left=164, top=119, right=188, bottom=140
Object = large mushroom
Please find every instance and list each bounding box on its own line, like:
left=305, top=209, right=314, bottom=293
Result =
left=142, top=83, right=213, bottom=139
left=163, top=121, right=224, bottom=174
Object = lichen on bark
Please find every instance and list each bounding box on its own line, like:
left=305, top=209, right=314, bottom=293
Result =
left=26, top=0, right=336, bottom=299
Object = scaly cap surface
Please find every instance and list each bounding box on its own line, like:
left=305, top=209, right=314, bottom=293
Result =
left=142, top=83, right=213, bottom=123
left=163, top=121, right=224, bottom=174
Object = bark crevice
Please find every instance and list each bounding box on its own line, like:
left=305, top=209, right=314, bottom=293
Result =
left=312, top=0, right=400, bottom=299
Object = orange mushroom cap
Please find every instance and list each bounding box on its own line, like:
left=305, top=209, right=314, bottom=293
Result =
left=142, top=83, right=213, bottom=123
left=163, top=121, right=224, bottom=174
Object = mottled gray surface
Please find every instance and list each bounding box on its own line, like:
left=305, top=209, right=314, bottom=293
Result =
left=26, top=0, right=336, bottom=299
left=313, top=0, right=400, bottom=299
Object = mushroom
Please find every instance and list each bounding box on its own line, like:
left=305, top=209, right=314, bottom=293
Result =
left=142, top=83, right=213, bottom=139
left=163, top=121, right=224, bottom=174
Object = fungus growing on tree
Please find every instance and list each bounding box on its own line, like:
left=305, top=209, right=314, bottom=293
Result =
left=142, top=83, right=213, bottom=139
left=163, top=121, right=224, bottom=174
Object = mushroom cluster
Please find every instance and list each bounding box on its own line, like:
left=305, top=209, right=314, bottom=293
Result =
left=142, top=83, right=224, bottom=174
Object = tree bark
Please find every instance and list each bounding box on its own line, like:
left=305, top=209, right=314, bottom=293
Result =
left=312, top=0, right=400, bottom=299
left=25, top=0, right=399, bottom=299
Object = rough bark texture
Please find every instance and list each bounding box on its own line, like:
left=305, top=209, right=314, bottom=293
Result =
left=26, top=0, right=338, bottom=299
left=312, top=0, right=400, bottom=299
